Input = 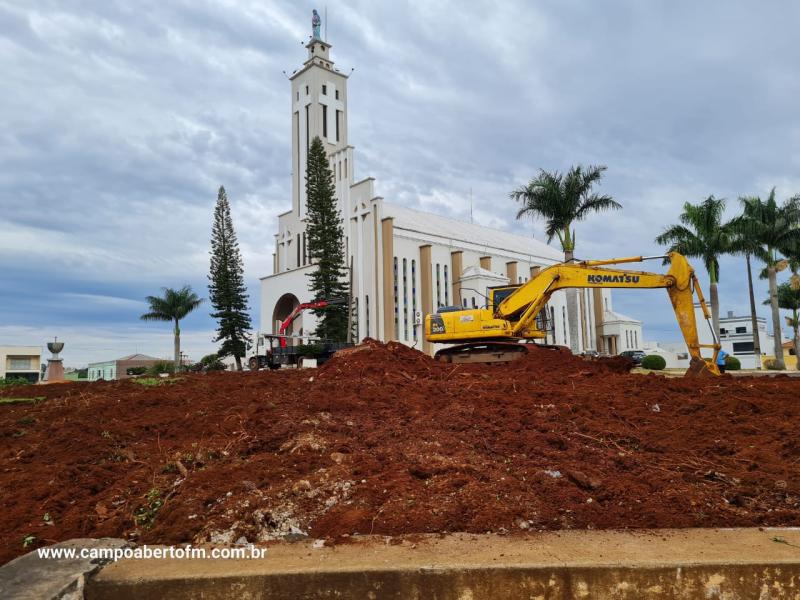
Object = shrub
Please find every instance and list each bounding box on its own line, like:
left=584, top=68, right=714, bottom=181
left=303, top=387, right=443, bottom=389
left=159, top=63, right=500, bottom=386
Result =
left=145, top=361, right=175, bottom=376
left=134, top=488, right=163, bottom=528
left=764, top=358, right=782, bottom=370
left=296, top=343, right=325, bottom=359
left=724, top=355, right=741, bottom=371
left=199, top=353, right=226, bottom=372
left=640, top=354, right=666, bottom=370
left=132, top=377, right=183, bottom=387
left=0, top=377, right=29, bottom=388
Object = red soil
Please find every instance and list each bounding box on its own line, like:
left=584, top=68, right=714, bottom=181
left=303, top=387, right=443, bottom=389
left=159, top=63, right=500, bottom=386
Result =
left=2, top=339, right=799, bottom=564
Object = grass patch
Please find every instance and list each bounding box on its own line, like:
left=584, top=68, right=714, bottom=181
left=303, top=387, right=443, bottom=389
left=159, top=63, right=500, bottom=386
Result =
left=131, top=377, right=184, bottom=387
left=134, top=488, right=164, bottom=528
left=0, top=397, right=45, bottom=404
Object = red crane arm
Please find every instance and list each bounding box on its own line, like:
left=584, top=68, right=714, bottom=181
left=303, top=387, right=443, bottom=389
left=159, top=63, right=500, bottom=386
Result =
left=278, top=300, right=334, bottom=347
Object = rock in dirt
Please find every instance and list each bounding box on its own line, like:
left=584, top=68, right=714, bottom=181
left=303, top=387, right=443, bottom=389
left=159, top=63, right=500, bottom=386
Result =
left=566, top=470, right=603, bottom=491
left=292, top=480, right=313, bottom=495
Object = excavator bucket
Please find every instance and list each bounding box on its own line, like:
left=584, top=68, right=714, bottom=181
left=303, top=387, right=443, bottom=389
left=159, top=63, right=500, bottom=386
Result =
left=685, top=357, right=720, bottom=378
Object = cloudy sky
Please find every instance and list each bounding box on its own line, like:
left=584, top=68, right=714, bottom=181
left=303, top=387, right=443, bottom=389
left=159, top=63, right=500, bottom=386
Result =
left=1, top=1, right=799, bottom=367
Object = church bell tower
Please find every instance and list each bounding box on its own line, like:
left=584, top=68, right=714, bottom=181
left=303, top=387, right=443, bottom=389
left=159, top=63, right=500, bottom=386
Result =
left=289, top=30, right=350, bottom=219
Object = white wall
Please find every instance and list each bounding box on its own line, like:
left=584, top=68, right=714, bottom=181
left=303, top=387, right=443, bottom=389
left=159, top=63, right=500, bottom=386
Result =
left=642, top=341, right=689, bottom=369
left=260, top=264, right=319, bottom=338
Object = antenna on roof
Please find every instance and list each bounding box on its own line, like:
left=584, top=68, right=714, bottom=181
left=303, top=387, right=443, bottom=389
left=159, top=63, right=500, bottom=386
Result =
left=469, top=188, right=473, bottom=224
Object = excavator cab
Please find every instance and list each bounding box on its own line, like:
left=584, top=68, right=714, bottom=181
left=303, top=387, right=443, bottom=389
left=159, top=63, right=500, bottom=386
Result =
left=488, top=285, right=553, bottom=337
left=488, top=285, right=521, bottom=312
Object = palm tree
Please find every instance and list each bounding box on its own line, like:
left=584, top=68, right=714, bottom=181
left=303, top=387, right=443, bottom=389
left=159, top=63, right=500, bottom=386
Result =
left=743, top=250, right=763, bottom=368
left=773, top=281, right=800, bottom=370
left=782, top=257, right=800, bottom=369
left=655, top=196, right=733, bottom=337
left=511, top=165, right=621, bottom=353
left=734, top=189, right=800, bottom=369
left=141, top=286, right=204, bottom=369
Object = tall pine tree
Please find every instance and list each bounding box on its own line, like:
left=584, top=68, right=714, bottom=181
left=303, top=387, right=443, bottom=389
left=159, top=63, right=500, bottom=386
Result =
left=208, top=186, right=252, bottom=369
left=305, top=136, right=349, bottom=340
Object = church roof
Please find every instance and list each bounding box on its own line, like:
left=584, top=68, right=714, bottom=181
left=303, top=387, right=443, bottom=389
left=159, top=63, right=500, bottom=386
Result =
left=460, top=265, right=510, bottom=282
left=382, top=203, right=564, bottom=263
left=116, top=354, right=161, bottom=362
left=602, top=309, right=642, bottom=325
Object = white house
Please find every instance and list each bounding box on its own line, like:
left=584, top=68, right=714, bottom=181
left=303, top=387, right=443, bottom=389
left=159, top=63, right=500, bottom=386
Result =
left=0, top=346, right=42, bottom=383
left=648, top=305, right=778, bottom=369
left=714, top=309, right=776, bottom=368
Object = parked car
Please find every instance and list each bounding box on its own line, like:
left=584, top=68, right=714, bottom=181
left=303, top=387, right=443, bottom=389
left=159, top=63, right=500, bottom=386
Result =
left=619, top=350, right=646, bottom=365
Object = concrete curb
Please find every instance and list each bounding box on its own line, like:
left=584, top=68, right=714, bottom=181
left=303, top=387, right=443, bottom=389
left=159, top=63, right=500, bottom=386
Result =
left=82, top=528, right=800, bottom=599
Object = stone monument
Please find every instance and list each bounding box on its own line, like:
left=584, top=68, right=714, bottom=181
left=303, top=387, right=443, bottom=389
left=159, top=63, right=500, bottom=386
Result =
left=45, top=337, right=65, bottom=382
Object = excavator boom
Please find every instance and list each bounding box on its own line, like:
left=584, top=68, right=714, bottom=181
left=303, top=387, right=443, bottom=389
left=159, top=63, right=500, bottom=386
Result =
left=425, top=252, right=720, bottom=376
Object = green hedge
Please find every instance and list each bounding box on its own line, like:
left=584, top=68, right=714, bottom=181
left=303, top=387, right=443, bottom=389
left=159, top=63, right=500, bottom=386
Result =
left=146, top=361, right=175, bottom=376
left=640, top=354, right=666, bottom=370
left=0, top=377, right=29, bottom=388
left=724, top=355, right=741, bottom=370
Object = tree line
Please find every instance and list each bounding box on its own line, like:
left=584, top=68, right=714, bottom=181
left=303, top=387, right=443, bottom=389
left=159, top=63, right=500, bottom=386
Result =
left=137, top=134, right=348, bottom=371
left=139, top=186, right=253, bottom=371
left=512, top=168, right=800, bottom=370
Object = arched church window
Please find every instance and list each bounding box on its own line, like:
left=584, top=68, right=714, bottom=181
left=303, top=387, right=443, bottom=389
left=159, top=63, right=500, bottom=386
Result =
left=411, top=259, right=418, bottom=341
left=403, top=258, right=408, bottom=340
left=436, top=263, right=441, bottom=307
left=365, top=295, right=370, bottom=338
left=393, top=257, right=399, bottom=339
left=305, top=104, right=310, bottom=154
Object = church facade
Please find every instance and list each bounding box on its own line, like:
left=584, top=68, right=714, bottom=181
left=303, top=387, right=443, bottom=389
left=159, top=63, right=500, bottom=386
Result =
left=260, top=32, right=642, bottom=356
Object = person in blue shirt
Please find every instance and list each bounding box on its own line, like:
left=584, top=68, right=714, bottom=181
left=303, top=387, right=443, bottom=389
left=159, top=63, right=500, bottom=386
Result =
left=716, top=348, right=728, bottom=373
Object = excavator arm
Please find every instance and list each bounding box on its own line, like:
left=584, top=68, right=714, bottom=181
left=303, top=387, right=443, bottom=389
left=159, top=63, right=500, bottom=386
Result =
left=425, top=252, right=720, bottom=376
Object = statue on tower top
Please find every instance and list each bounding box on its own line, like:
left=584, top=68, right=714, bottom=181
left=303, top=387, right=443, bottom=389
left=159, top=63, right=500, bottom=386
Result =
left=312, top=9, right=322, bottom=40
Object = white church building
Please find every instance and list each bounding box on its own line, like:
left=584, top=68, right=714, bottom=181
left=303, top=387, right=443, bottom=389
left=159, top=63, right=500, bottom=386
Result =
left=260, top=25, right=642, bottom=356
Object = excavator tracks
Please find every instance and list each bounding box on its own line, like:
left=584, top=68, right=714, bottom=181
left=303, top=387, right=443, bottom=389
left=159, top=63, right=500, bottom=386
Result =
left=434, top=341, right=564, bottom=364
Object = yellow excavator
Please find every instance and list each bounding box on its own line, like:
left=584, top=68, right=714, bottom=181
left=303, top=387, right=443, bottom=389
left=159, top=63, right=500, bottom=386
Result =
left=424, top=252, right=720, bottom=376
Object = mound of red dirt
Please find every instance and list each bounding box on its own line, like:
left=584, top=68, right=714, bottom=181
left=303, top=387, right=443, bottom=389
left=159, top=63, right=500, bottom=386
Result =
left=1, top=340, right=799, bottom=564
